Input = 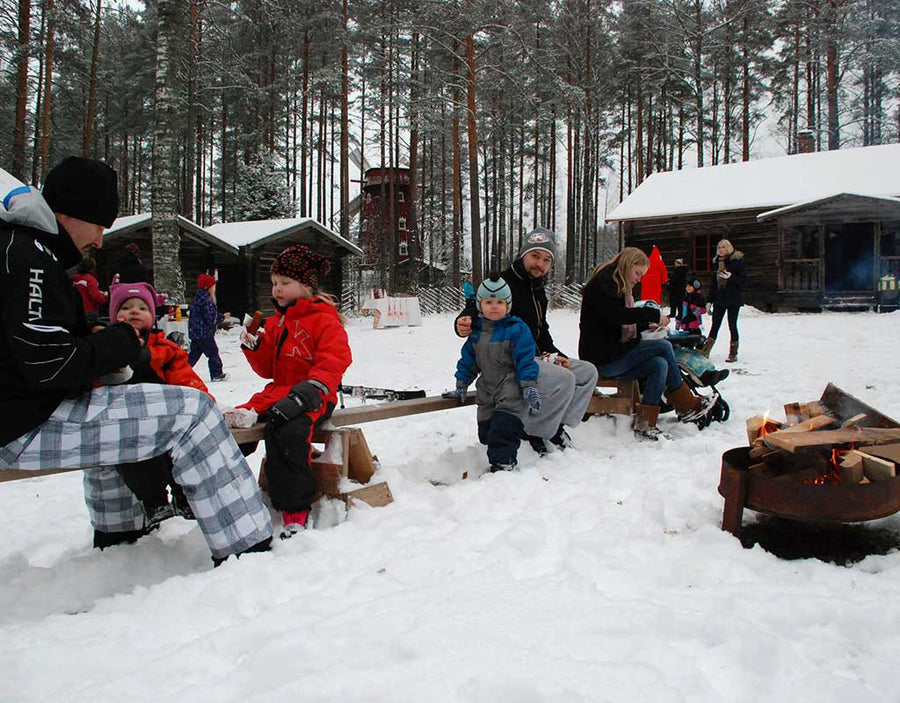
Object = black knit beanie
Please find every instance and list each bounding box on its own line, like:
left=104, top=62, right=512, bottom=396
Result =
left=42, top=156, right=119, bottom=228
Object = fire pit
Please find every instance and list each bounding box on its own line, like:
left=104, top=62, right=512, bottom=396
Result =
left=718, top=384, right=900, bottom=537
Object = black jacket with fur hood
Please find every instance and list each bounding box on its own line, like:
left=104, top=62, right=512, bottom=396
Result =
left=710, top=250, right=746, bottom=308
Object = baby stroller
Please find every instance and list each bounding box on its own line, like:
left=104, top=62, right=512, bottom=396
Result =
left=667, top=332, right=730, bottom=426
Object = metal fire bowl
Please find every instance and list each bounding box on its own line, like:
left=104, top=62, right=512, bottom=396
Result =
left=718, top=446, right=900, bottom=535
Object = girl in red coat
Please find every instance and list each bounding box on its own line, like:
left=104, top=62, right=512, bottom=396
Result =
left=95, top=283, right=211, bottom=536
left=233, top=245, right=352, bottom=538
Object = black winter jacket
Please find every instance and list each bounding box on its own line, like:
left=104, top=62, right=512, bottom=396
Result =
left=578, top=265, right=661, bottom=366
left=709, top=251, right=746, bottom=308
left=0, top=197, right=141, bottom=447
left=456, top=258, right=563, bottom=356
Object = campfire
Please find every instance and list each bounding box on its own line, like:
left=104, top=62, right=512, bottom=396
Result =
left=718, top=384, right=900, bottom=538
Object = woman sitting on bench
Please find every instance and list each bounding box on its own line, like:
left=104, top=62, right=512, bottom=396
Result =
left=578, top=248, right=719, bottom=441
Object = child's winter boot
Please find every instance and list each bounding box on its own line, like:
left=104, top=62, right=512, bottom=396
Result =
left=280, top=509, right=310, bottom=539
left=144, top=502, right=175, bottom=529
left=489, top=462, right=518, bottom=473
left=549, top=424, right=574, bottom=450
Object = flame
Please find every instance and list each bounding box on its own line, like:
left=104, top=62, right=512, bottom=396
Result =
left=803, top=448, right=845, bottom=485
left=759, top=411, right=774, bottom=437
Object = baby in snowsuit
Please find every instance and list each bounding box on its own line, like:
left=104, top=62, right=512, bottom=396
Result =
left=454, top=274, right=541, bottom=472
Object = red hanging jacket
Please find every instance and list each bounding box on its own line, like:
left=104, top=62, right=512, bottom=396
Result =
left=239, top=296, right=352, bottom=413
left=640, top=245, right=669, bottom=305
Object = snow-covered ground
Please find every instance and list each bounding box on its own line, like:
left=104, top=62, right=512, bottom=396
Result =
left=2, top=309, right=899, bottom=702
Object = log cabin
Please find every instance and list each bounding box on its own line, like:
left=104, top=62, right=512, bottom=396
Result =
left=606, top=143, right=900, bottom=312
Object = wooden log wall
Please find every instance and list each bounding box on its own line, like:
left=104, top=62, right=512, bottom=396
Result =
left=623, top=209, right=807, bottom=312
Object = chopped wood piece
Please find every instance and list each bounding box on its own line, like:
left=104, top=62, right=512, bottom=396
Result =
left=780, top=414, right=838, bottom=433
left=749, top=445, right=778, bottom=459
left=858, top=451, right=897, bottom=482
left=784, top=402, right=803, bottom=425
left=746, top=415, right=783, bottom=445
left=840, top=413, right=868, bottom=429
left=819, top=383, right=900, bottom=429
left=838, top=451, right=865, bottom=484
left=856, top=443, right=900, bottom=464
left=763, top=427, right=900, bottom=453
left=806, top=402, right=830, bottom=418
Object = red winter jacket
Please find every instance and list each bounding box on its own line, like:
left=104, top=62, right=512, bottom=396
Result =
left=639, top=245, right=669, bottom=305
left=143, top=331, right=212, bottom=397
left=72, top=273, right=108, bottom=313
left=239, top=297, right=352, bottom=413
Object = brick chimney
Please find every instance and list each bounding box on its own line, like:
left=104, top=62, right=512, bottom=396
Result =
left=797, top=130, right=816, bottom=154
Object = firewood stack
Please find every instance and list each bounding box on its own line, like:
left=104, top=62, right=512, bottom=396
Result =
left=744, top=385, right=900, bottom=486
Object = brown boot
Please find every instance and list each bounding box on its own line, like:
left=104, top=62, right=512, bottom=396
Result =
left=699, top=336, right=716, bottom=358
left=633, top=404, right=670, bottom=441
left=666, top=383, right=718, bottom=426
left=726, top=341, right=739, bottom=363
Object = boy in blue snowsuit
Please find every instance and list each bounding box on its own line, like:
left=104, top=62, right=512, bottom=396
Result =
left=454, top=274, right=542, bottom=472
left=188, top=273, right=227, bottom=381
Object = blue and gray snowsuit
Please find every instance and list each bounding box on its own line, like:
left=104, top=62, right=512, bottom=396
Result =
left=455, top=314, right=540, bottom=466
left=188, top=288, right=225, bottom=379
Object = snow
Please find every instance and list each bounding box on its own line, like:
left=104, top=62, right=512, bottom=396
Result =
left=606, top=143, right=900, bottom=222
left=2, top=308, right=900, bottom=702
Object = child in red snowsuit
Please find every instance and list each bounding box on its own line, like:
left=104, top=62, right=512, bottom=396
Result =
left=231, top=245, right=352, bottom=538
left=98, top=282, right=211, bottom=534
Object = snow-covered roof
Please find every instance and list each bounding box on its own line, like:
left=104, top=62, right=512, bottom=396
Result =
left=106, top=213, right=152, bottom=236
left=606, top=143, right=900, bottom=222
left=757, top=192, right=900, bottom=221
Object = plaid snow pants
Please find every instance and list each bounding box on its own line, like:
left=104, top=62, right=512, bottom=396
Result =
left=0, top=383, right=273, bottom=559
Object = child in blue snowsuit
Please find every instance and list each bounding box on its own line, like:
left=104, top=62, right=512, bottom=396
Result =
left=454, top=274, right=542, bottom=472
left=188, top=273, right=227, bottom=381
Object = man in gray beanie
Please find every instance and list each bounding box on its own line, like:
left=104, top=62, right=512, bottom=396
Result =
left=455, top=227, right=598, bottom=455
left=0, top=157, right=272, bottom=565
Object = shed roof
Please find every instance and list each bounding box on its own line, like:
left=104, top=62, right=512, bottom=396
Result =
left=757, top=193, right=900, bottom=222
left=105, top=214, right=362, bottom=258
left=607, top=143, right=900, bottom=222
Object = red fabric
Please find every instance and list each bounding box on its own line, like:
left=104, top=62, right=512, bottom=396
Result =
left=145, top=331, right=212, bottom=398
left=238, top=297, right=352, bottom=413
left=640, top=246, right=669, bottom=305
left=71, top=273, right=107, bottom=313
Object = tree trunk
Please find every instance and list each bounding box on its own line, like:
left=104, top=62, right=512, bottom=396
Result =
left=339, top=0, right=350, bottom=242
left=82, top=0, right=102, bottom=156
left=300, top=31, right=310, bottom=217
left=40, top=0, right=56, bottom=180
left=465, top=33, right=482, bottom=285
left=12, top=0, right=31, bottom=179
left=151, top=0, right=187, bottom=302
left=451, top=82, right=462, bottom=288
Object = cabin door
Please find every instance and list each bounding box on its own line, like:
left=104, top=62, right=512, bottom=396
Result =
left=824, top=223, right=875, bottom=292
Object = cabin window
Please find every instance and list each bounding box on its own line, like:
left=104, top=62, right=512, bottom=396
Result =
left=398, top=191, right=405, bottom=203
left=399, top=217, right=407, bottom=231
left=399, top=241, right=409, bottom=256
left=361, top=219, right=369, bottom=232
left=365, top=193, right=372, bottom=204
left=692, top=233, right=716, bottom=272
left=783, top=225, right=820, bottom=259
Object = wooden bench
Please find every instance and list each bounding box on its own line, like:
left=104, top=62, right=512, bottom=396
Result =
left=584, top=378, right=640, bottom=417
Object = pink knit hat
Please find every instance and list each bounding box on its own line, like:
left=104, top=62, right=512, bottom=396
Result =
left=109, top=282, right=157, bottom=319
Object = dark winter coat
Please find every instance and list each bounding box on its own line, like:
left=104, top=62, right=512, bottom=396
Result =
left=456, top=258, right=562, bottom=356
left=0, top=187, right=141, bottom=447
left=188, top=288, right=223, bottom=340
left=578, top=264, right=661, bottom=366
left=709, top=251, right=747, bottom=308
left=456, top=314, right=539, bottom=420
left=114, top=248, right=150, bottom=284
left=239, top=296, right=352, bottom=414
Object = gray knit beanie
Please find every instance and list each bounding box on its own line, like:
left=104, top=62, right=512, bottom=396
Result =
left=517, top=227, right=557, bottom=260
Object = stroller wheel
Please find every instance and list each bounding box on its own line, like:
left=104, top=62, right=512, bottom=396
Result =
left=719, top=399, right=730, bottom=422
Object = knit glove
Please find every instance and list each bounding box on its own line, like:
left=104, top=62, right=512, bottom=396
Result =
left=523, top=386, right=542, bottom=413
left=267, top=380, right=326, bottom=427
left=453, top=385, right=468, bottom=406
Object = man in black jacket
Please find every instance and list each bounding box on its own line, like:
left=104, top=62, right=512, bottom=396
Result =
left=0, top=157, right=271, bottom=563
left=456, top=228, right=598, bottom=454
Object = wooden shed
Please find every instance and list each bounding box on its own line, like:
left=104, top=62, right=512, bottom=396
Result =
left=606, top=144, right=900, bottom=311
left=99, top=215, right=361, bottom=318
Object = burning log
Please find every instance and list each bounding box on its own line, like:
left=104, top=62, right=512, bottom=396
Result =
left=746, top=415, right=783, bottom=445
